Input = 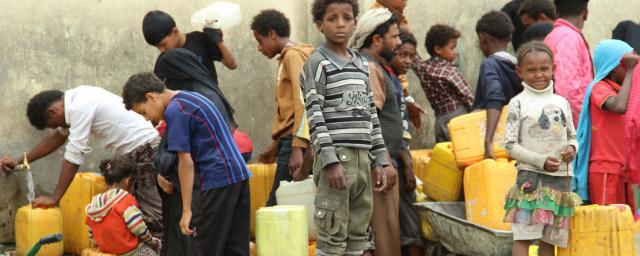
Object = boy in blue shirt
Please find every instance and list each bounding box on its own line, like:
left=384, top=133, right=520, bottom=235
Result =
left=474, top=10, right=523, bottom=159
left=122, top=72, right=251, bottom=256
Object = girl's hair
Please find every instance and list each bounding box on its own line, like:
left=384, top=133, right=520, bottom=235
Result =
left=99, top=156, right=137, bottom=185
left=516, top=40, right=554, bottom=66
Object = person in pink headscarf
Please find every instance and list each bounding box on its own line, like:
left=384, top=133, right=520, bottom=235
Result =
left=625, top=66, right=640, bottom=214
left=543, top=0, right=593, bottom=126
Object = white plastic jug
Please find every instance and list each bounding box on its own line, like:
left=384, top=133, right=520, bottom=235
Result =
left=191, top=2, right=242, bottom=30
left=276, top=177, right=317, bottom=240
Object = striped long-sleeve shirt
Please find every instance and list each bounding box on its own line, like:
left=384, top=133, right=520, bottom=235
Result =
left=86, top=189, right=156, bottom=254
left=301, top=45, right=389, bottom=168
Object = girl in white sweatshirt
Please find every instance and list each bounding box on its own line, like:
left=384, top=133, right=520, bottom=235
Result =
left=502, top=41, right=582, bottom=256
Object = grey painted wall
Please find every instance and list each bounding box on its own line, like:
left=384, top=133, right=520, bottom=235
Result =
left=0, top=0, right=638, bottom=241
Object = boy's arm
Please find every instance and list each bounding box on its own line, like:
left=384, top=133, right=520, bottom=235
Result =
left=503, top=101, right=547, bottom=170
left=164, top=104, right=195, bottom=235
left=31, top=104, right=95, bottom=207
left=203, top=28, right=237, bottom=70
left=302, top=59, right=339, bottom=167
left=479, top=63, right=507, bottom=159
left=448, top=69, right=475, bottom=110
left=32, top=160, right=79, bottom=207
left=601, top=54, right=639, bottom=113
left=410, top=55, right=427, bottom=83
left=217, top=41, right=238, bottom=70
left=122, top=205, right=154, bottom=244
left=178, top=152, right=195, bottom=236
left=283, top=52, right=309, bottom=179
left=366, top=75, right=390, bottom=167
left=283, top=52, right=310, bottom=148
left=368, top=62, right=386, bottom=110
left=485, top=108, right=501, bottom=159
left=0, top=131, right=67, bottom=172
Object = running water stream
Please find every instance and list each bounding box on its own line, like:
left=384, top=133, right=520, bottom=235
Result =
left=26, top=169, right=35, bottom=202
left=18, top=152, right=35, bottom=202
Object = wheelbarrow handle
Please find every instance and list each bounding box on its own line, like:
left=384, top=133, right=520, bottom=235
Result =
left=39, top=233, right=63, bottom=245
left=26, top=233, right=63, bottom=256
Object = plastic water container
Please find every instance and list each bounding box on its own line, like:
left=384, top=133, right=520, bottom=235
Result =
left=424, top=142, right=464, bottom=202
left=191, top=2, right=242, bottom=30
left=15, top=204, right=64, bottom=256
left=448, top=107, right=510, bottom=167
left=248, top=163, right=277, bottom=238
left=60, top=173, right=107, bottom=255
left=558, top=204, right=637, bottom=256
left=463, top=158, right=517, bottom=231
left=411, top=149, right=432, bottom=183
left=276, top=177, right=317, bottom=240
left=80, top=248, right=115, bottom=256
left=255, top=205, right=308, bottom=256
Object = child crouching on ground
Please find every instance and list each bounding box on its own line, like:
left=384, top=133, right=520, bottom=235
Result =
left=86, top=157, right=162, bottom=256
left=502, top=41, right=582, bottom=255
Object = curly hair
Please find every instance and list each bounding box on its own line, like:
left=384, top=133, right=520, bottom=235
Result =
left=476, top=10, right=515, bottom=40
left=100, top=156, right=137, bottom=185
left=399, top=30, right=417, bottom=47
left=518, top=0, right=557, bottom=20
left=251, top=9, right=291, bottom=37
left=425, top=24, right=461, bottom=56
left=26, top=90, right=64, bottom=130
left=311, top=0, right=359, bottom=23
left=516, top=40, right=554, bottom=67
left=554, top=0, right=589, bottom=18
left=122, top=72, right=165, bottom=110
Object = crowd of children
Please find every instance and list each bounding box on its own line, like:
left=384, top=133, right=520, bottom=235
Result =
left=1, top=0, right=639, bottom=255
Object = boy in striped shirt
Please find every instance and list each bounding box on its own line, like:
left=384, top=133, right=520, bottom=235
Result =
left=305, top=0, right=389, bottom=255
left=122, top=72, right=251, bottom=256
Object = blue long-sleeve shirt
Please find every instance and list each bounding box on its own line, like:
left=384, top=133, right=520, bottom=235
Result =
left=473, top=52, right=523, bottom=110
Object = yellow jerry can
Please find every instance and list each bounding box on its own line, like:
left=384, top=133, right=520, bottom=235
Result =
left=248, top=163, right=277, bottom=238
left=463, top=158, right=517, bottom=231
left=255, top=205, right=308, bottom=256
left=558, top=204, right=637, bottom=256
left=448, top=107, right=509, bottom=167
left=59, top=172, right=107, bottom=255
left=424, top=142, right=463, bottom=202
left=15, top=204, right=64, bottom=256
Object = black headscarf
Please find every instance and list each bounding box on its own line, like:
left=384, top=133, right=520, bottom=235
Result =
left=154, top=48, right=237, bottom=129
left=612, top=20, right=640, bottom=53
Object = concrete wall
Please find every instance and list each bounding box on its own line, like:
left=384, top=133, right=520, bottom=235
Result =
left=0, top=0, right=638, bottom=240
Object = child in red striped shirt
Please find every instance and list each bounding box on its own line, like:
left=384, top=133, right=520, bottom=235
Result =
left=85, top=156, right=162, bottom=255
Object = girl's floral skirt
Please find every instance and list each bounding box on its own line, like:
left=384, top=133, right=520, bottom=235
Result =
left=503, top=170, right=583, bottom=230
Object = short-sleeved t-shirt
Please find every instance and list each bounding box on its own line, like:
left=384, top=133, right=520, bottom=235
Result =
left=183, top=30, right=223, bottom=83
left=589, top=79, right=626, bottom=174
left=165, top=91, right=250, bottom=190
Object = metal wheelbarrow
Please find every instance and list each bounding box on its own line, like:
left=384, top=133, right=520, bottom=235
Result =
left=414, top=202, right=513, bottom=256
